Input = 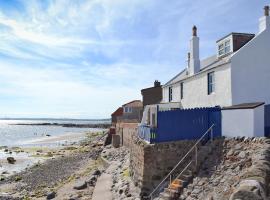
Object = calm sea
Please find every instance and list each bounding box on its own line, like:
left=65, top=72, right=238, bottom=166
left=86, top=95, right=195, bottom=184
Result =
left=0, top=119, right=110, bottom=147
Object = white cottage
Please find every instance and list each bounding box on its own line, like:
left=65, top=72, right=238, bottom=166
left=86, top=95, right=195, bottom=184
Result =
left=141, top=6, right=270, bottom=138
left=162, top=6, right=270, bottom=109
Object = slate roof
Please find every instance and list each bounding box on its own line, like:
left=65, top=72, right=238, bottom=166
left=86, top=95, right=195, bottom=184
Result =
left=164, top=54, right=232, bottom=86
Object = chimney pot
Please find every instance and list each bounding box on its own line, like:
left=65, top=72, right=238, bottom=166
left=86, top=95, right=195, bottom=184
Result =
left=265, top=6, right=269, bottom=16
left=192, top=26, right=197, bottom=36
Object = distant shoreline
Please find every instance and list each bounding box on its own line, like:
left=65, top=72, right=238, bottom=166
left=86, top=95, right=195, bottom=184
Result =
left=10, top=123, right=111, bottom=129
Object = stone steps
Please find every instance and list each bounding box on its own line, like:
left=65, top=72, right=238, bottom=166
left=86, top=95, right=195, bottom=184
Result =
left=155, top=140, right=216, bottom=200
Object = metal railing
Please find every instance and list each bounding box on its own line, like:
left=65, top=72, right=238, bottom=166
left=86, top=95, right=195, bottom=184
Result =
left=148, top=124, right=215, bottom=200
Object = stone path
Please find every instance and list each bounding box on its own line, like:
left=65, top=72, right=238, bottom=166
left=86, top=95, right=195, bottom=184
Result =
left=92, top=165, right=115, bottom=200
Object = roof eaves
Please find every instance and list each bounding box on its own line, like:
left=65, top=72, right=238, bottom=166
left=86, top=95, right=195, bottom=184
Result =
left=163, top=69, right=187, bottom=87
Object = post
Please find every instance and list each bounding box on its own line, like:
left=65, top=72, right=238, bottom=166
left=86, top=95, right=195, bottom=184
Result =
left=195, top=145, right=198, bottom=167
left=169, top=174, right=172, bottom=196
left=211, top=127, right=213, bottom=142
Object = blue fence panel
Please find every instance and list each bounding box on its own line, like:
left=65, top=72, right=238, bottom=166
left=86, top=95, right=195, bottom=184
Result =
left=155, top=107, right=221, bottom=143
left=138, top=125, right=158, bottom=143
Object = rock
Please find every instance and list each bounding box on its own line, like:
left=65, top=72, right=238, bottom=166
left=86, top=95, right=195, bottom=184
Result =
left=7, top=157, right=16, bottom=164
left=47, top=191, right=56, bottom=199
left=87, top=175, right=97, bottom=186
left=234, top=144, right=243, bottom=151
left=73, top=181, right=87, bottom=190
left=4, top=149, right=8, bottom=152
left=238, top=151, right=247, bottom=159
left=92, top=169, right=101, bottom=176
left=227, top=149, right=234, bottom=156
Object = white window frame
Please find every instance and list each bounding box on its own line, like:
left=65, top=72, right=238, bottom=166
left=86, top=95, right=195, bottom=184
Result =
left=218, top=39, right=231, bottom=57
left=208, top=72, right=215, bottom=95
left=124, top=107, right=132, bottom=113
left=169, top=87, right=173, bottom=102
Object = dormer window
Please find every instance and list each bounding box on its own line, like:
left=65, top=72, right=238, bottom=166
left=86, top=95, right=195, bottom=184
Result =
left=217, top=33, right=255, bottom=58
left=218, top=39, right=231, bottom=56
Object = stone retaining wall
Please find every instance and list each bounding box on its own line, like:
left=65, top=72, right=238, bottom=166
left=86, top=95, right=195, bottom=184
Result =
left=230, top=138, right=270, bottom=200
left=115, top=122, right=138, bottom=148
left=129, top=138, right=198, bottom=196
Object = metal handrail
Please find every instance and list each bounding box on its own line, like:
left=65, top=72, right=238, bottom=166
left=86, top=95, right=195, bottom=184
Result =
left=148, top=124, right=215, bottom=199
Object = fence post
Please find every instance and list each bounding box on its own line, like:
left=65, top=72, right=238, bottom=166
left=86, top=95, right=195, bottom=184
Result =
left=195, top=145, right=198, bottom=167
left=211, top=127, right=213, bottom=142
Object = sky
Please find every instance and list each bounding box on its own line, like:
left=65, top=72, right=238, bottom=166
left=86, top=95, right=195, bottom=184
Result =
left=0, top=0, right=268, bottom=119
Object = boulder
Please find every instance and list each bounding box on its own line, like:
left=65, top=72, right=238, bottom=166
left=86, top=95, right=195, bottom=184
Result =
left=73, top=181, right=87, bottom=190
left=7, top=157, right=16, bottom=164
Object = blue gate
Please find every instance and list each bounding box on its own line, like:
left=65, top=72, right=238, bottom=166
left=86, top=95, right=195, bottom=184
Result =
left=154, top=107, right=221, bottom=143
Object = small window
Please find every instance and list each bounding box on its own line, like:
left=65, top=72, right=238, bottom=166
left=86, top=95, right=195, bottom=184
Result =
left=208, top=72, right=215, bottom=95
left=180, top=82, right=184, bottom=99
left=124, top=107, right=132, bottom=113
left=169, top=87, right=173, bottom=102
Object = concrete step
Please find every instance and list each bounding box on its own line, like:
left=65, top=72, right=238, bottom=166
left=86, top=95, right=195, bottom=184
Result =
left=164, top=187, right=181, bottom=195
left=179, top=173, right=193, bottom=182
left=160, top=191, right=172, bottom=200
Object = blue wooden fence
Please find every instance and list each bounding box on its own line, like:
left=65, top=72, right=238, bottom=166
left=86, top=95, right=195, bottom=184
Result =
left=138, top=107, right=221, bottom=143
left=154, top=107, right=221, bottom=143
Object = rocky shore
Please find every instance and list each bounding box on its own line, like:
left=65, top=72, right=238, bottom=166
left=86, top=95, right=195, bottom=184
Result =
left=0, top=132, right=107, bottom=200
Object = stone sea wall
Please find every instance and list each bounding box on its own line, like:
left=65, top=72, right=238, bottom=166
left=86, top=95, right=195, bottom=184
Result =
left=230, top=138, right=270, bottom=200
left=116, top=122, right=138, bottom=148
left=129, top=139, right=198, bottom=196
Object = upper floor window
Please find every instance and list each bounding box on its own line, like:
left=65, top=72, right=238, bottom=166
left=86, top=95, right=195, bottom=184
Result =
left=180, top=82, right=184, bottom=99
left=218, top=39, right=231, bottom=57
left=124, top=107, right=132, bottom=113
left=169, top=87, right=173, bottom=102
left=208, top=72, right=215, bottom=95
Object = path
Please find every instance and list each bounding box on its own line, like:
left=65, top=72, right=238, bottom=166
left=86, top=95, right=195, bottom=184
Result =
left=92, top=160, right=119, bottom=200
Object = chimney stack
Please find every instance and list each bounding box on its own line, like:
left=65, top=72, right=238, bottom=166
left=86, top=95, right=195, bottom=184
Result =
left=259, top=5, right=270, bottom=33
left=154, top=80, right=161, bottom=87
left=265, top=5, right=269, bottom=16
left=189, top=26, right=200, bottom=76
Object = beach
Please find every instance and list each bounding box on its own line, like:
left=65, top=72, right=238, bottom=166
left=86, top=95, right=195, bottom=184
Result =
left=0, top=130, right=108, bottom=199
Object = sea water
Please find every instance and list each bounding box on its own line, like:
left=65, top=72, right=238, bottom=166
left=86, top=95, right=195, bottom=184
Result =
left=0, top=119, right=109, bottom=147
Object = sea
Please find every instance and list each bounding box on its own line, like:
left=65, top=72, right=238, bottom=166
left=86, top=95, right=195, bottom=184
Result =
left=0, top=119, right=110, bottom=147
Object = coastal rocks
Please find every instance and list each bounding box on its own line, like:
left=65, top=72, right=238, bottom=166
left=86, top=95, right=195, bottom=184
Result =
left=73, top=181, right=87, bottom=190
left=7, top=157, right=16, bottom=164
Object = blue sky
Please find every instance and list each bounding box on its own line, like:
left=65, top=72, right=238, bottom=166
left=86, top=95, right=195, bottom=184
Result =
left=0, top=0, right=268, bottom=119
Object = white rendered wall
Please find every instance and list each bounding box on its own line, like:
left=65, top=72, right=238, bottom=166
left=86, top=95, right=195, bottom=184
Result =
left=162, top=83, right=180, bottom=103
left=162, top=63, right=232, bottom=108
left=231, top=28, right=270, bottom=105
left=222, top=105, right=265, bottom=138
left=254, top=105, right=265, bottom=137
left=222, top=109, right=254, bottom=138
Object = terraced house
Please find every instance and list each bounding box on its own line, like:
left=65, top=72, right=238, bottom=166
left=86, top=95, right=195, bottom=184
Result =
left=162, top=7, right=270, bottom=109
